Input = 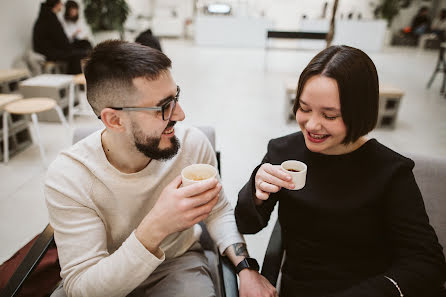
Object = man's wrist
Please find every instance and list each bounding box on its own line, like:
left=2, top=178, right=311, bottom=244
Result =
left=135, top=215, right=166, bottom=256
left=235, top=257, right=260, bottom=274
left=238, top=268, right=260, bottom=278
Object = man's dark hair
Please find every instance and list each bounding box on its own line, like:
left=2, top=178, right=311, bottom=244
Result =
left=83, top=40, right=172, bottom=116
left=293, top=45, right=379, bottom=144
left=45, top=0, right=61, bottom=9
left=135, top=29, right=162, bottom=52
left=64, top=0, right=79, bottom=22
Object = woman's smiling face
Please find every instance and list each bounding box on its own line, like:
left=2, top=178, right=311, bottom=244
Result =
left=296, top=75, right=353, bottom=155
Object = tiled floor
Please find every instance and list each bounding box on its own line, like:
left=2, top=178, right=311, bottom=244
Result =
left=1, top=40, right=445, bottom=266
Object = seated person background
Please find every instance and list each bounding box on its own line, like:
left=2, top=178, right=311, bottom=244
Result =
left=135, top=28, right=162, bottom=52
left=61, top=0, right=92, bottom=51
left=33, top=0, right=89, bottom=74
left=45, top=40, right=276, bottom=297
left=411, top=6, right=431, bottom=36
left=235, top=45, right=446, bottom=297
left=432, top=9, right=446, bottom=40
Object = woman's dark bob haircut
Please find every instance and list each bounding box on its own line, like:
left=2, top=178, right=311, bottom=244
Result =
left=64, top=0, right=79, bottom=22
left=293, top=45, right=379, bottom=144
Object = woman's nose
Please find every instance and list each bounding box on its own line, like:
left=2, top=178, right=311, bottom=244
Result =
left=305, top=115, right=322, bottom=131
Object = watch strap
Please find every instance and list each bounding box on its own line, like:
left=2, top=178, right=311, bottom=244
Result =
left=235, top=257, right=260, bottom=274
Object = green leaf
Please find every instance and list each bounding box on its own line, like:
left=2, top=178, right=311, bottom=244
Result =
left=83, top=0, right=130, bottom=33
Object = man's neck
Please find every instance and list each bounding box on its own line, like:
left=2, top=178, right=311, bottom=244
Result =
left=101, top=129, right=151, bottom=174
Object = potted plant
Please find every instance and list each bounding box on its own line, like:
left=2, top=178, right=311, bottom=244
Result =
left=83, top=0, right=131, bottom=43
left=373, top=0, right=413, bottom=46
left=374, top=0, right=413, bottom=28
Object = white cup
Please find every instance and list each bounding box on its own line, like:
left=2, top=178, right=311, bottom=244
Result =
left=281, top=160, right=307, bottom=190
left=181, top=164, right=218, bottom=187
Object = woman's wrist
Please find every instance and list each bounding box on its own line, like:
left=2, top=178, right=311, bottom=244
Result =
left=254, top=195, right=264, bottom=206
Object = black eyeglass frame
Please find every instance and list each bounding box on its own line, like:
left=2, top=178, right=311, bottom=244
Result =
left=98, top=86, right=180, bottom=121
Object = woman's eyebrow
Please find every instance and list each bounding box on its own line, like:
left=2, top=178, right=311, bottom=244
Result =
left=300, top=99, right=340, bottom=112
left=322, top=107, right=340, bottom=112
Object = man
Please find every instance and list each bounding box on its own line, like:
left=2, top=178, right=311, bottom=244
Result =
left=45, top=40, right=276, bottom=297
left=33, top=0, right=89, bottom=73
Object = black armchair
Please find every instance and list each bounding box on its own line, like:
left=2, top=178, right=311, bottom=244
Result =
left=260, top=220, right=283, bottom=289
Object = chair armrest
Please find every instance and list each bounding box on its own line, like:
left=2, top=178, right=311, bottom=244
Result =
left=220, top=256, right=239, bottom=297
left=1, top=224, right=54, bottom=297
left=261, top=220, right=283, bottom=287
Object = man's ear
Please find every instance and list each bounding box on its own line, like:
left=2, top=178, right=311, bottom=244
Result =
left=100, top=108, right=126, bottom=132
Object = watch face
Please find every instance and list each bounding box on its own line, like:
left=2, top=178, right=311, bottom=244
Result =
left=246, top=258, right=260, bottom=271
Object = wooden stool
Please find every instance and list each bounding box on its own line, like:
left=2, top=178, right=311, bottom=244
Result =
left=43, top=61, right=67, bottom=74
left=0, top=94, right=23, bottom=109
left=69, top=74, right=93, bottom=124
left=3, top=98, right=69, bottom=165
left=0, top=69, right=29, bottom=93
left=284, top=80, right=298, bottom=122
left=378, top=85, right=404, bottom=129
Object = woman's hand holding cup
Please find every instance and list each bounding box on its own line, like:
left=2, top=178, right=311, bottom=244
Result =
left=254, top=163, right=295, bottom=205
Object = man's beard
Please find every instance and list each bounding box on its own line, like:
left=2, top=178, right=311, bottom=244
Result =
left=132, top=122, right=180, bottom=161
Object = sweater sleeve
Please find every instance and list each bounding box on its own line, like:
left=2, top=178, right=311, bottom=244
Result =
left=45, top=162, right=164, bottom=297
left=328, top=163, right=446, bottom=297
left=235, top=140, right=280, bottom=234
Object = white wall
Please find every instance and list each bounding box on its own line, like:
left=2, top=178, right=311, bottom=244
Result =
left=223, top=0, right=380, bottom=29
left=0, top=0, right=41, bottom=69
left=2, top=0, right=444, bottom=70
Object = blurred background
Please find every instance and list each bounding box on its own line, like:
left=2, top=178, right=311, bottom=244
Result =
left=1, top=0, right=445, bottom=268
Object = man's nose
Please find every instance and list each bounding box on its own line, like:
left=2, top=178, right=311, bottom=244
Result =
left=171, top=102, right=185, bottom=121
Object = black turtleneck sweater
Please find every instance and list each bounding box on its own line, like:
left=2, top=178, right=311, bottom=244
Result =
left=33, top=3, right=71, bottom=60
left=236, top=132, right=446, bottom=297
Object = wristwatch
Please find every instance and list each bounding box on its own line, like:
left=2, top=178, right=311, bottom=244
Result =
left=235, top=257, right=260, bottom=274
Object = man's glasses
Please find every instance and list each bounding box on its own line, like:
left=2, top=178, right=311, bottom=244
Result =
left=98, top=86, right=180, bottom=121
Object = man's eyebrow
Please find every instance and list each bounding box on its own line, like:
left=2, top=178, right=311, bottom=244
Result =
left=299, top=99, right=340, bottom=112
left=155, top=95, right=173, bottom=107
left=155, top=88, right=178, bottom=106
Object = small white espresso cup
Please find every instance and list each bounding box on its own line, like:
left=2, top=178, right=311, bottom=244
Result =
left=280, top=160, right=307, bottom=190
left=181, top=164, right=218, bottom=187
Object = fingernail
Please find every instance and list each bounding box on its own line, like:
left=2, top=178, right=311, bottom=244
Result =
left=290, top=184, right=295, bottom=188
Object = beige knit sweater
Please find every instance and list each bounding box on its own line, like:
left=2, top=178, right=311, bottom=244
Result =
left=45, top=125, right=244, bottom=297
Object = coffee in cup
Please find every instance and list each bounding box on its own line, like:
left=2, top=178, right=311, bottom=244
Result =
left=181, top=164, right=217, bottom=187
left=281, top=160, right=307, bottom=190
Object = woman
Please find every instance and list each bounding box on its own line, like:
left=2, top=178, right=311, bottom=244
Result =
left=62, top=0, right=92, bottom=50
left=33, top=0, right=89, bottom=74
left=235, top=45, right=446, bottom=297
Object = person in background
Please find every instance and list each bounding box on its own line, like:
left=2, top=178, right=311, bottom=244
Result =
left=235, top=45, right=446, bottom=297
left=33, top=0, right=89, bottom=74
left=135, top=28, right=163, bottom=52
left=411, top=6, right=431, bottom=36
left=61, top=0, right=92, bottom=50
left=432, top=9, right=446, bottom=40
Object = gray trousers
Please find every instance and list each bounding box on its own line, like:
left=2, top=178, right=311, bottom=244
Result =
left=51, top=244, right=216, bottom=297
